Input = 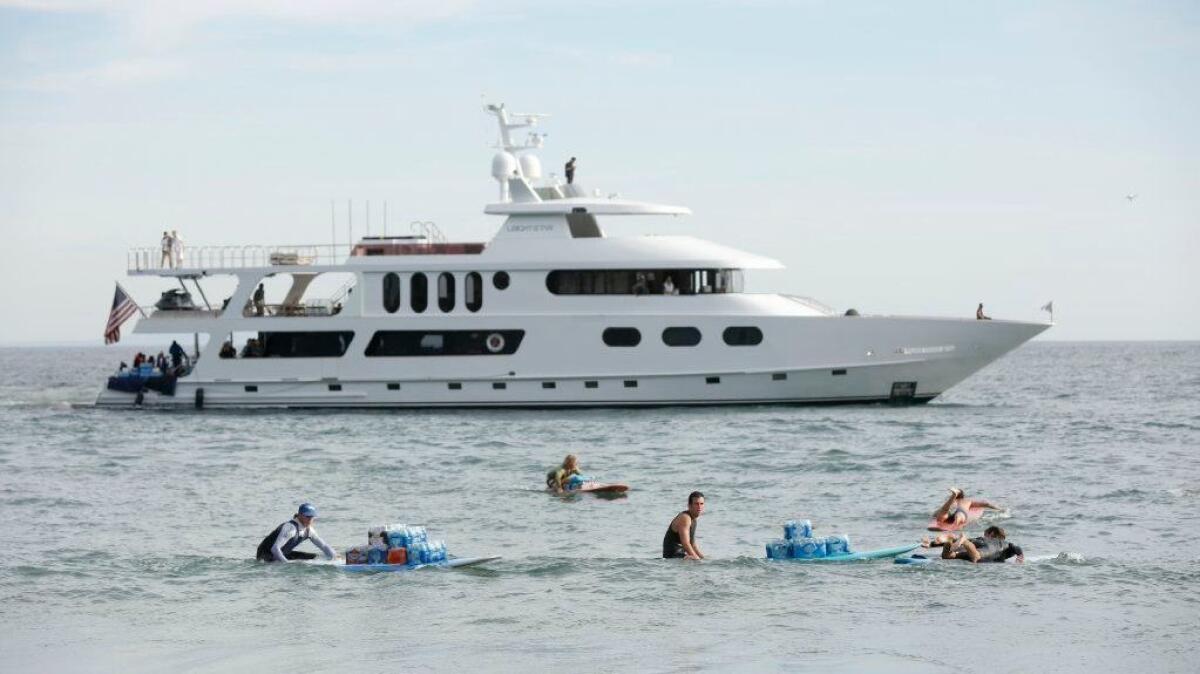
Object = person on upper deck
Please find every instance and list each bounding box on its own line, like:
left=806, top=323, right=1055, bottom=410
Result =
left=219, top=341, right=237, bottom=359
left=171, top=230, right=184, bottom=268
left=160, top=231, right=174, bottom=269
left=565, top=157, right=577, bottom=185
left=976, top=303, right=991, bottom=320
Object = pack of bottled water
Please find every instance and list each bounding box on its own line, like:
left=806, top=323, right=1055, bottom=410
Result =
left=771, top=518, right=851, bottom=559
left=346, top=523, right=448, bottom=566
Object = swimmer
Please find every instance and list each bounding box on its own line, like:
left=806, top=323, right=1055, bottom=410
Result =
left=662, top=491, right=706, bottom=560
left=546, top=454, right=583, bottom=493
left=922, top=526, right=1024, bottom=563
left=932, top=487, right=1000, bottom=528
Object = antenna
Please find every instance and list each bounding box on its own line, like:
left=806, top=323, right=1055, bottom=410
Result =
left=367, top=200, right=371, bottom=236
left=384, top=201, right=388, bottom=237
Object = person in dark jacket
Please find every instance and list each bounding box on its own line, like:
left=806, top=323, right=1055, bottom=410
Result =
left=256, top=503, right=337, bottom=563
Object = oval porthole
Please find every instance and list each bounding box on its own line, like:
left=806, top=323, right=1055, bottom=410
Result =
left=722, top=326, right=763, bottom=346
left=602, top=327, right=641, bottom=347
left=383, top=272, right=400, bottom=314
left=662, top=327, right=701, bottom=347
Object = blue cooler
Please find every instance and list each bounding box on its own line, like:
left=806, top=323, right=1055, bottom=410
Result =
left=783, top=521, right=798, bottom=540
left=790, top=537, right=827, bottom=559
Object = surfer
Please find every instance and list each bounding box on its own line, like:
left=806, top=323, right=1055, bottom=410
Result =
left=933, top=487, right=1000, bottom=528
left=255, top=503, right=338, bottom=563
left=546, top=454, right=583, bottom=493
left=922, top=526, right=1024, bottom=563
left=663, top=491, right=705, bottom=560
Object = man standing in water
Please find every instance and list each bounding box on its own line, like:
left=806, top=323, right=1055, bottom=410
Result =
left=663, top=491, right=705, bottom=559
left=256, top=503, right=337, bottom=563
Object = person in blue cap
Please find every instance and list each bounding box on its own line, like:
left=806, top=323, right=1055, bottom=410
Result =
left=255, top=503, right=337, bottom=563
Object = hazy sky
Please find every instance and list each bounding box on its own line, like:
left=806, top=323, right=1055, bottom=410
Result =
left=1, top=1, right=1196, bottom=344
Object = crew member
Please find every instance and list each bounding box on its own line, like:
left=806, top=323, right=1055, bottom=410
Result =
left=564, top=157, right=577, bottom=185
left=256, top=503, right=337, bottom=563
left=663, top=491, right=706, bottom=559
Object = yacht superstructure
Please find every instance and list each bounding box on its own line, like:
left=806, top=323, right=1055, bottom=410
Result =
left=96, top=103, right=1050, bottom=409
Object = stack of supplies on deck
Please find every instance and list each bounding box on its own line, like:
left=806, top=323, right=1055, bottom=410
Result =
left=344, top=524, right=449, bottom=566
left=765, top=519, right=853, bottom=560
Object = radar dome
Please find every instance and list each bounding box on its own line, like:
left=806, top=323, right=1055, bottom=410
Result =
left=519, top=154, right=542, bottom=179
left=491, top=152, right=518, bottom=180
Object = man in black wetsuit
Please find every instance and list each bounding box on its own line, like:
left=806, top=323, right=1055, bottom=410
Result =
left=663, top=491, right=705, bottom=559
left=923, top=526, right=1024, bottom=563
left=256, top=503, right=337, bottom=563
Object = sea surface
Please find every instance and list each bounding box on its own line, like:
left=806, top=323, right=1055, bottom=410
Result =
left=0, top=342, right=1197, bottom=672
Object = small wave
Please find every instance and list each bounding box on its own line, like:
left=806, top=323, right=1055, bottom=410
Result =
left=1027, top=552, right=1086, bottom=564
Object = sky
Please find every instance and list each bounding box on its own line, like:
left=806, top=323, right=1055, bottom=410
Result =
left=0, top=0, right=1197, bottom=344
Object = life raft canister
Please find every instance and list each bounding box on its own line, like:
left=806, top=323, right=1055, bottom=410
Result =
left=486, top=332, right=505, bottom=353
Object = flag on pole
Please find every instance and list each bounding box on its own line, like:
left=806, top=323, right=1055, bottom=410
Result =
left=104, top=283, right=143, bottom=344
left=1040, top=301, right=1054, bottom=323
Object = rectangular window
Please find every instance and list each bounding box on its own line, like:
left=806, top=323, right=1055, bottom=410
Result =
left=448, top=382, right=462, bottom=390
left=831, top=369, right=847, bottom=376
left=244, top=385, right=258, bottom=392
left=255, top=331, right=355, bottom=358
left=706, top=376, right=720, bottom=384
left=624, top=380, right=638, bottom=388
left=542, top=382, right=556, bottom=389
left=328, top=383, right=342, bottom=391
left=365, top=330, right=524, bottom=356
left=772, top=373, right=787, bottom=381
left=585, top=380, right=598, bottom=389
left=492, top=382, right=506, bottom=390
left=387, top=383, right=400, bottom=391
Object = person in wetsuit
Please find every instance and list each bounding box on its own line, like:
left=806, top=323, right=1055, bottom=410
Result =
left=932, top=487, right=1001, bottom=528
left=663, top=491, right=706, bottom=559
left=255, top=503, right=337, bottom=563
left=922, top=526, right=1024, bottom=563
left=546, top=454, right=583, bottom=493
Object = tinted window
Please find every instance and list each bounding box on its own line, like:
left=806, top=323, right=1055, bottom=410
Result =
left=438, top=272, right=455, bottom=312
left=259, top=331, right=354, bottom=357
left=383, top=273, right=400, bottom=313
left=365, top=330, right=524, bottom=356
left=602, top=327, right=641, bottom=347
left=465, top=272, right=482, bottom=313
left=662, top=327, right=701, bottom=347
left=723, top=326, right=763, bottom=346
left=410, top=273, right=427, bottom=313
left=493, top=271, right=510, bottom=290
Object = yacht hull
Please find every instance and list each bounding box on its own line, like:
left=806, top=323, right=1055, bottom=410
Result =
left=95, top=315, right=1048, bottom=409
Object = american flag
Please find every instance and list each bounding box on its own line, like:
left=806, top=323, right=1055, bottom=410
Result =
left=104, top=283, right=142, bottom=344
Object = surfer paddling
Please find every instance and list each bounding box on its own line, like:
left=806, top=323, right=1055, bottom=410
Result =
left=921, top=526, right=1024, bottom=563
left=932, top=487, right=1001, bottom=528
left=546, top=454, right=583, bottom=493
left=663, top=491, right=706, bottom=560
left=256, top=503, right=338, bottom=563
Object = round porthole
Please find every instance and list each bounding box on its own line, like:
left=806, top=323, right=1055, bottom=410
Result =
left=493, top=271, right=510, bottom=290
left=486, top=333, right=506, bottom=353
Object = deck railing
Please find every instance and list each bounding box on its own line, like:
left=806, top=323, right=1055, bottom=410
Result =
left=128, top=244, right=354, bottom=272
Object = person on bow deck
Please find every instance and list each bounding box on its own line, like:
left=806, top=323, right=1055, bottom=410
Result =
left=256, top=503, right=337, bottom=563
left=546, top=454, right=583, bottom=493
left=564, top=157, right=577, bottom=184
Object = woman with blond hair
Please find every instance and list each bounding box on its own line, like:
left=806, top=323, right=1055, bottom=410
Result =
left=546, top=454, right=583, bottom=493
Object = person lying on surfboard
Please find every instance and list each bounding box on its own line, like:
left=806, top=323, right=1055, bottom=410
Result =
left=922, top=526, right=1024, bottom=563
left=932, top=487, right=1001, bottom=528
left=546, top=454, right=583, bottom=493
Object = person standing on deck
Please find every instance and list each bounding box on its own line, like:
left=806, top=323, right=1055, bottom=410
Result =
left=171, top=230, right=184, bottom=268
left=160, top=231, right=174, bottom=269
left=564, top=157, right=576, bottom=185
left=663, top=491, right=706, bottom=559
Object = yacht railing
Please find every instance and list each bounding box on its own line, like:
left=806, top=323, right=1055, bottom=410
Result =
left=128, top=244, right=354, bottom=272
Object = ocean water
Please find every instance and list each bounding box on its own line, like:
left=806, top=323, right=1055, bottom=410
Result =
left=0, top=342, right=1197, bottom=672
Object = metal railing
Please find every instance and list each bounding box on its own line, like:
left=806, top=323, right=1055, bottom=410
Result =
left=128, top=244, right=354, bottom=272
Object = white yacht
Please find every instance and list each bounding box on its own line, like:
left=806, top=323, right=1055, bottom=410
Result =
left=96, top=102, right=1050, bottom=409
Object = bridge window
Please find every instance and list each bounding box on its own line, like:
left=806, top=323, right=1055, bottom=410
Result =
left=723, top=326, right=763, bottom=346
left=662, top=327, right=701, bottom=347
left=383, top=273, right=400, bottom=313
left=546, top=269, right=741, bottom=295
left=438, top=272, right=455, bottom=312
left=465, top=272, right=483, bottom=312
left=410, top=273, right=428, bottom=313
left=602, top=327, right=641, bottom=347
